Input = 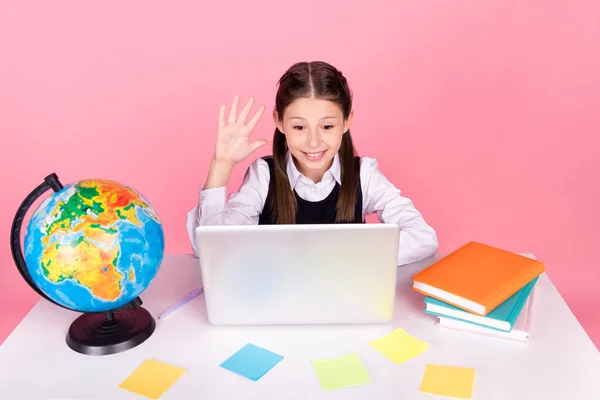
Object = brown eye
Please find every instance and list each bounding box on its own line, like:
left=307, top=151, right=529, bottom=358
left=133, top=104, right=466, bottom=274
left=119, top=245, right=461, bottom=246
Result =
left=293, top=125, right=304, bottom=130
left=323, top=125, right=334, bottom=130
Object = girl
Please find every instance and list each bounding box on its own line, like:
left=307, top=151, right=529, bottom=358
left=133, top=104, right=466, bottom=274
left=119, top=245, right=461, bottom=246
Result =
left=186, top=61, right=438, bottom=266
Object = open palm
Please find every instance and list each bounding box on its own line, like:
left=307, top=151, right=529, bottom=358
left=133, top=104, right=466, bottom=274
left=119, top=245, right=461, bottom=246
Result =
left=214, top=95, right=267, bottom=164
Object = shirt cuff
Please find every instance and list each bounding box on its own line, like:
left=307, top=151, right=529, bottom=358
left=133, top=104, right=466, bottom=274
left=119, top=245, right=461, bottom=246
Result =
left=199, top=186, right=227, bottom=206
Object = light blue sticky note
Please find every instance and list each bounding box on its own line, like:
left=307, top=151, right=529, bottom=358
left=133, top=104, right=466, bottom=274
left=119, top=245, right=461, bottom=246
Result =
left=219, top=343, right=284, bottom=381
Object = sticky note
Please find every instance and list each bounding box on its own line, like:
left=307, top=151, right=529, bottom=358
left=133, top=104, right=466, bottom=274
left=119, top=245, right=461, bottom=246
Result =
left=419, top=364, right=476, bottom=399
left=118, top=359, right=186, bottom=399
left=312, top=353, right=371, bottom=391
left=219, top=343, right=284, bottom=381
left=368, top=328, right=429, bottom=364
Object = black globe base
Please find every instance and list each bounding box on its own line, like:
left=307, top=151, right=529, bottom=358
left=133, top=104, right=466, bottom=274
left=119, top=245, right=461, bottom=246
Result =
left=66, top=307, right=155, bottom=356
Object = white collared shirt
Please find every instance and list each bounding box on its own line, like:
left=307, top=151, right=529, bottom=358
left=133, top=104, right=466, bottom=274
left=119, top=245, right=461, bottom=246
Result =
left=186, top=151, right=439, bottom=266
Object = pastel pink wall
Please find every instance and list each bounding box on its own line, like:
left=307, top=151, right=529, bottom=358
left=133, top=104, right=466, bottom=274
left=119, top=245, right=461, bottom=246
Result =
left=1, top=1, right=598, bottom=349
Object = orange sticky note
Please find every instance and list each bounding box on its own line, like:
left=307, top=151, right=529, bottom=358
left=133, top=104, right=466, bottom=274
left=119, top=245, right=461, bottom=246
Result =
left=419, top=363, right=475, bottom=399
left=119, top=359, right=186, bottom=399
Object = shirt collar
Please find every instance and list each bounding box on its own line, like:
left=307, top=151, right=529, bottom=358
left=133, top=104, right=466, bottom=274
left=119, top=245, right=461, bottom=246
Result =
left=285, top=150, right=342, bottom=189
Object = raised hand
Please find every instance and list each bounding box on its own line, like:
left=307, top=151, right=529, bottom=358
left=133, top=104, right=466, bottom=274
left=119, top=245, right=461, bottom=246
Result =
left=214, top=95, right=267, bottom=165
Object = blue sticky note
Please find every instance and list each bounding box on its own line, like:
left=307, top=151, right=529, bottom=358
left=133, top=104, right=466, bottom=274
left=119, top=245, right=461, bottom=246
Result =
left=219, top=343, right=284, bottom=381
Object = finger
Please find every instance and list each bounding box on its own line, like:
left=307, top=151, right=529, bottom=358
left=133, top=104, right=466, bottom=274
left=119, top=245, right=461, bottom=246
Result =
left=228, top=95, right=239, bottom=124
left=237, top=96, right=255, bottom=125
left=249, top=139, right=268, bottom=153
left=246, top=104, right=265, bottom=132
left=218, top=104, right=226, bottom=130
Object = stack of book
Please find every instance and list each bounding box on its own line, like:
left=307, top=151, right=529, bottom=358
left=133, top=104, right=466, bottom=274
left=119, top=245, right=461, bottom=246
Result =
left=411, top=241, right=545, bottom=342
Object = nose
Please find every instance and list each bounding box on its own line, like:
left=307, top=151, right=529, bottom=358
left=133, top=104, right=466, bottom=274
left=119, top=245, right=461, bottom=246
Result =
left=306, top=128, right=320, bottom=148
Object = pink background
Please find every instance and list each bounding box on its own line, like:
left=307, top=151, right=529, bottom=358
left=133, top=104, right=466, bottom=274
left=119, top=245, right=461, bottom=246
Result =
left=1, top=1, right=598, bottom=349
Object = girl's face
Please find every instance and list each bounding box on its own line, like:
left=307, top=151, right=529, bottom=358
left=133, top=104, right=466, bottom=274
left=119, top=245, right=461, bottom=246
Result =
left=274, top=97, right=353, bottom=183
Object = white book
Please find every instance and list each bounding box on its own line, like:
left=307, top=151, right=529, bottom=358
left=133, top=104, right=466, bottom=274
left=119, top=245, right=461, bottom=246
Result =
left=435, top=286, right=534, bottom=342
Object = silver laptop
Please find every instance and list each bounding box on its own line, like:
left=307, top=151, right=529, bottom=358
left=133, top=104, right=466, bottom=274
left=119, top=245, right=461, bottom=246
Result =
left=195, top=223, right=400, bottom=325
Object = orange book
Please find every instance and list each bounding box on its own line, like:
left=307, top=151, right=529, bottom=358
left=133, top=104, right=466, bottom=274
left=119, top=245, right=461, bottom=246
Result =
left=411, top=241, right=545, bottom=316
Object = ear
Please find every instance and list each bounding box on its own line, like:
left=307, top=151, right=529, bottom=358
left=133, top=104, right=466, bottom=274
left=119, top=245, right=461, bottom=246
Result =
left=273, top=110, right=284, bottom=134
left=343, top=110, right=354, bottom=133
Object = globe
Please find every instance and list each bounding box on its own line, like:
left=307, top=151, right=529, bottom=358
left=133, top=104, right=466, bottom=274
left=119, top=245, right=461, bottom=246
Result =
left=11, top=173, right=164, bottom=356
left=23, top=178, right=164, bottom=312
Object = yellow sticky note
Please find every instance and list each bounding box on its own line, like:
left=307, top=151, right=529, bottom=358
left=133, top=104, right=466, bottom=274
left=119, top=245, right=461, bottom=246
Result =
left=419, top=364, right=476, bottom=399
left=368, top=328, right=428, bottom=364
left=119, top=359, right=186, bottom=399
left=312, top=353, right=371, bottom=391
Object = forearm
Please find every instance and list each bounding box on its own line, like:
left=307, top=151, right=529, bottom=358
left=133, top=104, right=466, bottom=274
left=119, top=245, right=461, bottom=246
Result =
left=204, top=158, right=236, bottom=189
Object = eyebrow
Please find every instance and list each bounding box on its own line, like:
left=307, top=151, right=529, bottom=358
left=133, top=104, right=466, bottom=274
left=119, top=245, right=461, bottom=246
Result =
left=289, top=116, right=339, bottom=120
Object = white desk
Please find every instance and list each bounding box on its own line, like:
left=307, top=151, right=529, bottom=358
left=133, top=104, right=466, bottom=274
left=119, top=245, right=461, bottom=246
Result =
left=1, top=253, right=599, bottom=399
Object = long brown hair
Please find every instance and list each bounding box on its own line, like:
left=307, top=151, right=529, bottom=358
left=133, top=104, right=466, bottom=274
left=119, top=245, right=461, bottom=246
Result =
left=270, top=61, right=359, bottom=224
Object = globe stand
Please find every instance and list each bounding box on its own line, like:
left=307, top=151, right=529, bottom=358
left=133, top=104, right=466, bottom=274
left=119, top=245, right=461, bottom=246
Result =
left=66, top=297, right=156, bottom=356
left=10, top=173, right=158, bottom=357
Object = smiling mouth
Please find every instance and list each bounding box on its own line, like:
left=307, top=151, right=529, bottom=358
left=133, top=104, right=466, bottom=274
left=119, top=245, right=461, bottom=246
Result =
left=302, top=151, right=326, bottom=160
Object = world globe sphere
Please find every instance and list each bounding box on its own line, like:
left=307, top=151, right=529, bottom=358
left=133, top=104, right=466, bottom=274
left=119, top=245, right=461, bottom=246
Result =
left=22, top=178, right=164, bottom=313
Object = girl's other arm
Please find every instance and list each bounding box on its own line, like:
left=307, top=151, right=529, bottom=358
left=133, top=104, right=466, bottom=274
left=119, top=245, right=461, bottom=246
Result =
left=360, top=157, right=439, bottom=266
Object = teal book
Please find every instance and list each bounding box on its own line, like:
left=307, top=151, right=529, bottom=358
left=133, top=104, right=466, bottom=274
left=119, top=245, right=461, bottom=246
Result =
left=424, top=276, right=538, bottom=332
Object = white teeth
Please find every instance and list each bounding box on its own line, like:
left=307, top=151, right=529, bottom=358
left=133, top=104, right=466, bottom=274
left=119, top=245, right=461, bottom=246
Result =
left=306, top=152, right=324, bottom=158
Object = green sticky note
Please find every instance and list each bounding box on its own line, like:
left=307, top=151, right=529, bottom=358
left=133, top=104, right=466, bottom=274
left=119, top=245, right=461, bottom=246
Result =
left=369, top=328, right=429, bottom=364
left=312, top=353, right=371, bottom=391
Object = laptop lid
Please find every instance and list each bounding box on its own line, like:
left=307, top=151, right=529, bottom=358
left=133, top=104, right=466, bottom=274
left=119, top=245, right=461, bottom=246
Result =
left=195, top=223, right=400, bottom=325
